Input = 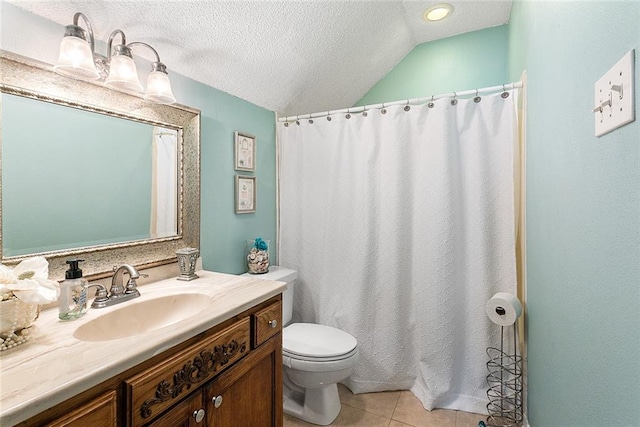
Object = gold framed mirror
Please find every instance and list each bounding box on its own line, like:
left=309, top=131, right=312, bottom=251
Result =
left=0, top=51, right=200, bottom=281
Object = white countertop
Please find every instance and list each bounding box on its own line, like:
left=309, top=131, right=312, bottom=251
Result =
left=0, top=270, right=286, bottom=426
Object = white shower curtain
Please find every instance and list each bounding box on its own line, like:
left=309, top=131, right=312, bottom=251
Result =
left=277, top=90, right=519, bottom=414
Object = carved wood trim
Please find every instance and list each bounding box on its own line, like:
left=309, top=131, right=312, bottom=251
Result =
left=140, top=339, right=247, bottom=418
left=126, top=317, right=250, bottom=426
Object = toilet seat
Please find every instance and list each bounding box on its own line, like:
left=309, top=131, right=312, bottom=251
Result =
left=283, top=323, right=357, bottom=358
left=283, top=347, right=358, bottom=363
left=283, top=323, right=358, bottom=374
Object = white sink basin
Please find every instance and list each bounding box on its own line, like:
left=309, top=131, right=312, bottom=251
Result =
left=73, top=293, right=211, bottom=341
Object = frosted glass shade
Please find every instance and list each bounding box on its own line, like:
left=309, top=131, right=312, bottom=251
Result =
left=144, top=71, right=176, bottom=104
left=105, top=55, right=143, bottom=92
left=54, top=36, right=100, bottom=80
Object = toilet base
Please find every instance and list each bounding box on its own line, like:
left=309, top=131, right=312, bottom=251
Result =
left=283, top=381, right=341, bottom=425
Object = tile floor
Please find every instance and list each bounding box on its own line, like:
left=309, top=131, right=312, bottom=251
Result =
left=283, top=384, right=485, bottom=427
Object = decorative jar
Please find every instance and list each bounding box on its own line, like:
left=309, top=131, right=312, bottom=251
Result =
left=246, top=238, right=270, bottom=274
left=176, top=247, right=200, bottom=281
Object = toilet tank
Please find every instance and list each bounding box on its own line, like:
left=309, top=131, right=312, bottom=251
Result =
left=243, top=266, right=297, bottom=325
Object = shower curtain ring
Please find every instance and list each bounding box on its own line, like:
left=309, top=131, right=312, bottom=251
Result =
left=501, top=84, right=510, bottom=99
left=428, top=95, right=435, bottom=109
left=404, top=99, right=411, bottom=112
left=327, top=111, right=332, bottom=121
left=451, top=92, right=458, bottom=106
left=362, top=106, right=368, bottom=117
left=474, top=89, right=481, bottom=103
left=346, top=108, right=351, bottom=119
left=381, top=102, right=387, bottom=114
left=296, top=115, right=301, bottom=125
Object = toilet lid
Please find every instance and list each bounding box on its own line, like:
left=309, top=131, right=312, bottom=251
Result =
left=283, top=323, right=357, bottom=358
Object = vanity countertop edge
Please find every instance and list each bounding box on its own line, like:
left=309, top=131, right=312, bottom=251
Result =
left=0, top=270, right=286, bottom=426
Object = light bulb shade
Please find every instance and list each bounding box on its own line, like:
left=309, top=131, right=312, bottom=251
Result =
left=54, top=35, right=100, bottom=80
left=105, top=54, right=143, bottom=92
left=144, top=70, right=176, bottom=104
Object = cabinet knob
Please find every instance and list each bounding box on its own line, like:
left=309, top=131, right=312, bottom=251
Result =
left=268, top=319, right=278, bottom=328
left=212, top=395, right=223, bottom=408
left=193, top=409, right=205, bottom=423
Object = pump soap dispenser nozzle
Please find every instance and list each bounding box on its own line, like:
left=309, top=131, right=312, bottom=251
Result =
left=65, top=259, right=84, bottom=279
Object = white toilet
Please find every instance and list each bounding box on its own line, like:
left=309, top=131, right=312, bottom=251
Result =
left=249, top=266, right=359, bottom=425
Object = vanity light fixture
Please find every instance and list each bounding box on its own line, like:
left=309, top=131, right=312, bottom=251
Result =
left=423, top=3, right=453, bottom=21
left=54, top=12, right=176, bottom=104
left=53, top=13, right=100, bottom=80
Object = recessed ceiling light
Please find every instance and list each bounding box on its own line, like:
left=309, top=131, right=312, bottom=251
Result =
left=423, top=3, right=453, bottom=21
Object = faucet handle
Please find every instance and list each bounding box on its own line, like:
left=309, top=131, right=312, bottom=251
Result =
left=124, top=273, right=147, bottom=296
left=88, top=284, right=109, bottom=309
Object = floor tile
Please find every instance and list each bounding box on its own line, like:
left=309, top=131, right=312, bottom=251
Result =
left=283, top=387, right=484, bottom=427
left=284, top=404, right=390, bottom=427
left=392, top=391, right=456, bottom=427
left=338, top=383, right=401, bottom=419
left=455, top=410, right=485, bottom=427
left=331, top=404, right=393, bottom=427
left=284, top=413, right=316, bottom=427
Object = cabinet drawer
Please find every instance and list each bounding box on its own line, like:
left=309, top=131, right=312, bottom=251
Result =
left=126, top=317, right=250, bottom=426
left=253, top=301, right=282, bottom=347
left=47, top=390, right=117, bottom=427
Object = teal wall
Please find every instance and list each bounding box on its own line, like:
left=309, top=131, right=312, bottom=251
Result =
left=508, top=1, right=640, bottom=426
left=356, top=25, right=508, bottom=106
left=0, top=2, right=276, bottom=274
left=169, top=73, right=277, bottom=274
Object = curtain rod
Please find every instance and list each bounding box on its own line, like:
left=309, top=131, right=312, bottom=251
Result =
left=277, top=81, right=523, bottom=123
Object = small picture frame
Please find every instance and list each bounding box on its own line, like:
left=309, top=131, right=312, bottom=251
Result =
left=234, top=131, right=256, bottom=172
left=235, top=175, right=256, bottom=214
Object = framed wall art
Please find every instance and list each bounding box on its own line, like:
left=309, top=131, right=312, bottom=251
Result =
left=235, top=175, right=256, bottom=214
left=234, top=131, right=256, bottom=172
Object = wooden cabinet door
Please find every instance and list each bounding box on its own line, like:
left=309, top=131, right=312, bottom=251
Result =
left=205, top=337, right=282, bottom=427
left=147, top=391, right=206, bottom=427
left=46, top=390, right=117, bottom=427
left=126, top=318, right=250, bottom=426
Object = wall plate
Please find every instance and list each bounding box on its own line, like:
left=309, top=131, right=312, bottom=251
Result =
left=594, top=49, right=635, bottom=137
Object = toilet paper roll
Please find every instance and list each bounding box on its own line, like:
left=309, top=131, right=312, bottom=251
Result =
left=486, top=292, right=522, bottom=326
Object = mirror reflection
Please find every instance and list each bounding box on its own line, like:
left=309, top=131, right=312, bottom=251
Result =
left=1, top=93, right=178, bottom=257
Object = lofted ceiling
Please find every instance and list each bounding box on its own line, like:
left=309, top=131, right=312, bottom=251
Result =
left=5, top=0, right=511, bottom=116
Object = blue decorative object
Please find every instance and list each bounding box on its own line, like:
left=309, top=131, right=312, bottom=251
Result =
left=254, top=237, right=268, bottom=251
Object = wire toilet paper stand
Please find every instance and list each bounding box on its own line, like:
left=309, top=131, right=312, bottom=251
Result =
left=483, top=319, right=523, bottom=427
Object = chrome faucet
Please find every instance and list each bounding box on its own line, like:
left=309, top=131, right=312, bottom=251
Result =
left=111, top=264, right=141, bottom=298
left=89, top=264, right=146, bottom=308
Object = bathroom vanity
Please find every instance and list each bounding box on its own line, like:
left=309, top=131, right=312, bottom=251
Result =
left=0, top=271, right=285, bottom=427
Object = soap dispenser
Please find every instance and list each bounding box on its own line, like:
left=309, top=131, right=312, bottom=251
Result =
left=58, top=259, right=88, bottom=320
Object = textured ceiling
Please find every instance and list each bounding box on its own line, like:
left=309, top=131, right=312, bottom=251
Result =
left=6, top=0, right=511, bottom=115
